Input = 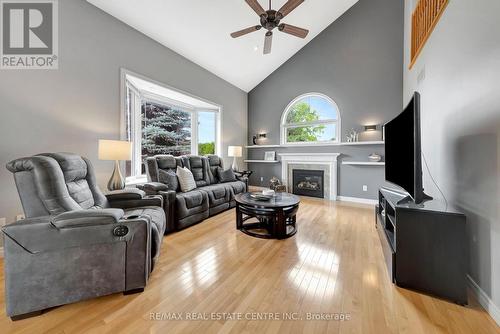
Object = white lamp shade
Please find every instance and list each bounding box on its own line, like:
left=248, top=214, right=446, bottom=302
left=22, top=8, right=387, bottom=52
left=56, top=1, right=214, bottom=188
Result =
left=98, top=140, right=132, bottom=161
left=227, top=146, right=242, bottom=157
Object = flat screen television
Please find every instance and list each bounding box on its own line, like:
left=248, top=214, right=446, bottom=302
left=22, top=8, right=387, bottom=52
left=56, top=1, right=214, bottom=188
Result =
left=384, top=92, right=430, bottom=204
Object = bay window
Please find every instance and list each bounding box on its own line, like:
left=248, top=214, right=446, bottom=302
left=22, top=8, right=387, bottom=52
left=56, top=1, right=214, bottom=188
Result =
left=122, top=71, right=220, bottom=178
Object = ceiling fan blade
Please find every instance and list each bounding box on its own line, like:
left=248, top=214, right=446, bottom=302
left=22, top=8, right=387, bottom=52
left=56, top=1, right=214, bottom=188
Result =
left=263, top=31, right=273, bottom=54
left=230, top=25, right=262, bottom=38
left=278, top=23, right=309, bottom=38
left=245, top=0, right=267, bottom=17
left=276, top=0, right=304, bottom=19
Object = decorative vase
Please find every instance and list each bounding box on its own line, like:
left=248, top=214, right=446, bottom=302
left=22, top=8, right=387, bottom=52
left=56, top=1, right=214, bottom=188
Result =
left=269, top=176, right=281, bottom=190
left=368, top=153, right=382, bottom=162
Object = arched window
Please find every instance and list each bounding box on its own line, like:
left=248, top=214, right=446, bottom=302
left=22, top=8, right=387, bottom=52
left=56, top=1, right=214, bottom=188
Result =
left=281, top=93, right=341, bottom=145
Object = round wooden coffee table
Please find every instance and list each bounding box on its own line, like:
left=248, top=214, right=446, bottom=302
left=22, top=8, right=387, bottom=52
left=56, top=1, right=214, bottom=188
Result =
left=235, top=192, right=300, bottom=239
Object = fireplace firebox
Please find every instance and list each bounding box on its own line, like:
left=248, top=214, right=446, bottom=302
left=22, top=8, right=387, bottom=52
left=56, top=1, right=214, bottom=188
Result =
left=292, top=169, right=324, bottom=198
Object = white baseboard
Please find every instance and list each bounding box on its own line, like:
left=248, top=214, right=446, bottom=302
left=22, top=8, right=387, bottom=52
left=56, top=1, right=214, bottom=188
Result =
left=337, top=196, right=378, bottom=205
left=467, top=275, right=500, bottom=326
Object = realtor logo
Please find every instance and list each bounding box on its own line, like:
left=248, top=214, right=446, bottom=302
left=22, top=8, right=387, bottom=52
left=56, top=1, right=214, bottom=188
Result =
left=1, top=0, right=58, bottom=69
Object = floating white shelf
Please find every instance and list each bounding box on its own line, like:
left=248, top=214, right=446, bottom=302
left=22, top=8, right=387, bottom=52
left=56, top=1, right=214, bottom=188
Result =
left=342, top=161, right=385, bottom=166
left=244, top=160, right=280, bottom=163
left=245, top=141, right=384, bottom=148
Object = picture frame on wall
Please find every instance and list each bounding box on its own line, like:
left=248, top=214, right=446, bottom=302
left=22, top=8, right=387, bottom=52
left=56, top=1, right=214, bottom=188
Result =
left=264, top=151, right=276, bottom=161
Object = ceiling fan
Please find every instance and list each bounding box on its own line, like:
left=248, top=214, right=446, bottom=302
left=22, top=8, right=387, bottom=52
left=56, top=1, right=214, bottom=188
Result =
left=231, top=0, right=309, bottom=55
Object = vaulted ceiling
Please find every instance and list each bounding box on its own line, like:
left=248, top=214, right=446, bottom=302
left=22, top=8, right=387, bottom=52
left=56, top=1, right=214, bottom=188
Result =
left=87, top=0, right=359, bottom=92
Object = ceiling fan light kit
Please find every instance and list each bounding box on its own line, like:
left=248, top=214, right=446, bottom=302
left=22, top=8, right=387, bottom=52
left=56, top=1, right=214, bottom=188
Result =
left=231, top=0, right=309, bottom=55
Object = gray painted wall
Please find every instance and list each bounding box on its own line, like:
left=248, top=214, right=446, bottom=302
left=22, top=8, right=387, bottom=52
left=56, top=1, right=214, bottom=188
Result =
left=0, top=0, right=247, bottom=232
left=247, top=0, right=403, bottom=199
left=403, top=0, right=500, bottom=323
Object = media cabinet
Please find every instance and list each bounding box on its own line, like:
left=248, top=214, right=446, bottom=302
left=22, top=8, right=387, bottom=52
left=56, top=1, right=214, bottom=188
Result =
left=375, top=187, right=467, bottom=304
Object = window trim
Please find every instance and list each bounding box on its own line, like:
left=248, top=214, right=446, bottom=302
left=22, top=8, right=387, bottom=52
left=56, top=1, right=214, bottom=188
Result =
left=280, top=92, right=341, bottom=145
left=120, top=68, right=222, bottom=178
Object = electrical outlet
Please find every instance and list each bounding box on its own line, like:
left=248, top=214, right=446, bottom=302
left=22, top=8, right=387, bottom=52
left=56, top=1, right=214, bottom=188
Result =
left=0, top=218, right=6, bottom=227
left=16, top=214, right=25, bottom=221
left=362, top=185, right=368, bottom=192
left=260, top=177, right=264, bottom=182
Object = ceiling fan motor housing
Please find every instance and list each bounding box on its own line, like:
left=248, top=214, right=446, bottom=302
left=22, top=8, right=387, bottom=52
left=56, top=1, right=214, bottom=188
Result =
left=260, top=10, right=281, bottom=30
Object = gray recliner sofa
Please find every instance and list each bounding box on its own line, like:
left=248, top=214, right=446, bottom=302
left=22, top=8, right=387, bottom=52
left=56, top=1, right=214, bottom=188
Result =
left=2, top=153, right=166, bottom=319
left=141, top=154, right=247, bottom=233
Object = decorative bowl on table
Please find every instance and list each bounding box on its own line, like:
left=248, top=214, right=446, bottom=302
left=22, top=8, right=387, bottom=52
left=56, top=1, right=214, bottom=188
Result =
left=250, top=191, right=274, bottom=201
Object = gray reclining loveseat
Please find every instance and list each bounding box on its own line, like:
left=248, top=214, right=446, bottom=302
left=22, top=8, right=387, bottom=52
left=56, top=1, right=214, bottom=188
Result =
left=141, top=154, right=247, bottom=233
left=2, top=153, right=166, bottom=319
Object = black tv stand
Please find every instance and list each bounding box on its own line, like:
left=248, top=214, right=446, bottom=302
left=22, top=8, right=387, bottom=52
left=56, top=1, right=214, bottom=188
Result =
left=375, top=187, right=467, bottom=304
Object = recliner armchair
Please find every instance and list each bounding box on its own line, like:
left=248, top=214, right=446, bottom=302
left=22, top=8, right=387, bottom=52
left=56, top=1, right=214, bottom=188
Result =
left=2, top=152, right=166, bottom=319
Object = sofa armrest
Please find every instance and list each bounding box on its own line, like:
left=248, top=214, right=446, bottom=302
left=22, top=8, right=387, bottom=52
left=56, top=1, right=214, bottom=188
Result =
left=106, top=188, right=163, bottom=209
left=51, top=208, right=124, bottom=229
left=108, top=195, right=163, bottom=210
left=235, top=176, right=249, bottom=192
left=140, top=182, right=168, bottom=194
left=158, top=190, right=176, bottom=233
left=1, top=214, right=148, bottom=254
left=106, top=188, right=145, bottom=201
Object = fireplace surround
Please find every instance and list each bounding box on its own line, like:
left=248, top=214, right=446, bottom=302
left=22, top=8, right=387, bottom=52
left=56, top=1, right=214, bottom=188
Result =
left=279, top=153, right=341, bottom=200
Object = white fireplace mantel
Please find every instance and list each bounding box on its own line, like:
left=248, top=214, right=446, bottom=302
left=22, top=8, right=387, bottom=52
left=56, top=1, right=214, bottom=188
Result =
left=278, top=153, right=341, bottom=200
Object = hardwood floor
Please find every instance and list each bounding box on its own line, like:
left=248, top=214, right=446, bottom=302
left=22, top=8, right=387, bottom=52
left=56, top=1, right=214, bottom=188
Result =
left=0, top=197, right=498, bottom=333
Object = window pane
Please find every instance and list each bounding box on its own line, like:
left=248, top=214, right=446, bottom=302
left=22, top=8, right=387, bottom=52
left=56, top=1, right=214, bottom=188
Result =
left=286, top=95, right=338, bottom=123
left=141, top=102, right=191, bottom=165
left=198, top=111, right=216, bottom=155
left=286, top=123, right=337, bottom=143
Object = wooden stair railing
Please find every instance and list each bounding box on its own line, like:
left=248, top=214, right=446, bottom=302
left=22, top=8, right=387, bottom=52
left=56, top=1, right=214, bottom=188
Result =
left=410, top=0, right=449, bottom=69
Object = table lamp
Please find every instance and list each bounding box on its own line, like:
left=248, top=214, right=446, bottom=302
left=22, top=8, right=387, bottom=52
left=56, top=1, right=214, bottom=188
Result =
left=227, top=146, right=242, bottom=171
left=98, top=140, right=132, bottom=191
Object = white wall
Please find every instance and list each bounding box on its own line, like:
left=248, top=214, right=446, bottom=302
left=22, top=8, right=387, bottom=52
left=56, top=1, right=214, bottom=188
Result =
left=403, top=0, right=500, bottom=324
left=0, top=0, right=247, bottom=229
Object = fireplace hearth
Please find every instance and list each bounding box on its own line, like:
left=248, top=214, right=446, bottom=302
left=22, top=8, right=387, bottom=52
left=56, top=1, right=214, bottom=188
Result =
left=292, top=169, right=324, bottom=198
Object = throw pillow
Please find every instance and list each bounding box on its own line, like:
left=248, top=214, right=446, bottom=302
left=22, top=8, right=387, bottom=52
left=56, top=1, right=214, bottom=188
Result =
left=176, top=166, right=197, bottom=192
left=158, top=169, right=179, bottom=192
left=217, top=167, right=237, bottom=183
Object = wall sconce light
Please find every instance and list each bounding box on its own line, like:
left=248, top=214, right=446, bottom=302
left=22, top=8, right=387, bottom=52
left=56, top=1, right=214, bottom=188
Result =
left=364, top=125, right=377, bottom=132
left=252, top=133, right=267, bottom=145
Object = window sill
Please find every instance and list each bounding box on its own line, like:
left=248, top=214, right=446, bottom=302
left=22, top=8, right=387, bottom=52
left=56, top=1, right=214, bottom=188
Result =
left=125, top=175, right=148, bottom=186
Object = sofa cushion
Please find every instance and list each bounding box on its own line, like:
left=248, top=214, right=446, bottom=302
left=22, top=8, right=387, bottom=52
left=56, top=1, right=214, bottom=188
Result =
left=177, top=166, right=197, bottom=192
left=145, top=155, right=180, bottom=183
left=217, top=167, right=236, bottom=183
left=182, top=156, right=210, bottom=187
left=199, top=184, right=231, bottom=208
left=207, top=155, right=223, bottom=184
left=175, top=190, right=209, bottom=220
left=156, top=155, right=178, bottom=170
left=158, top=170, right=179, bottom=192
left=181, top=190, right=205, bottom=209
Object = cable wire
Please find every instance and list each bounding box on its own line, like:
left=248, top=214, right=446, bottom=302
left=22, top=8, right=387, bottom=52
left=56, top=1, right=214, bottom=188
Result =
left=422, top=151, right=448, bottom=210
